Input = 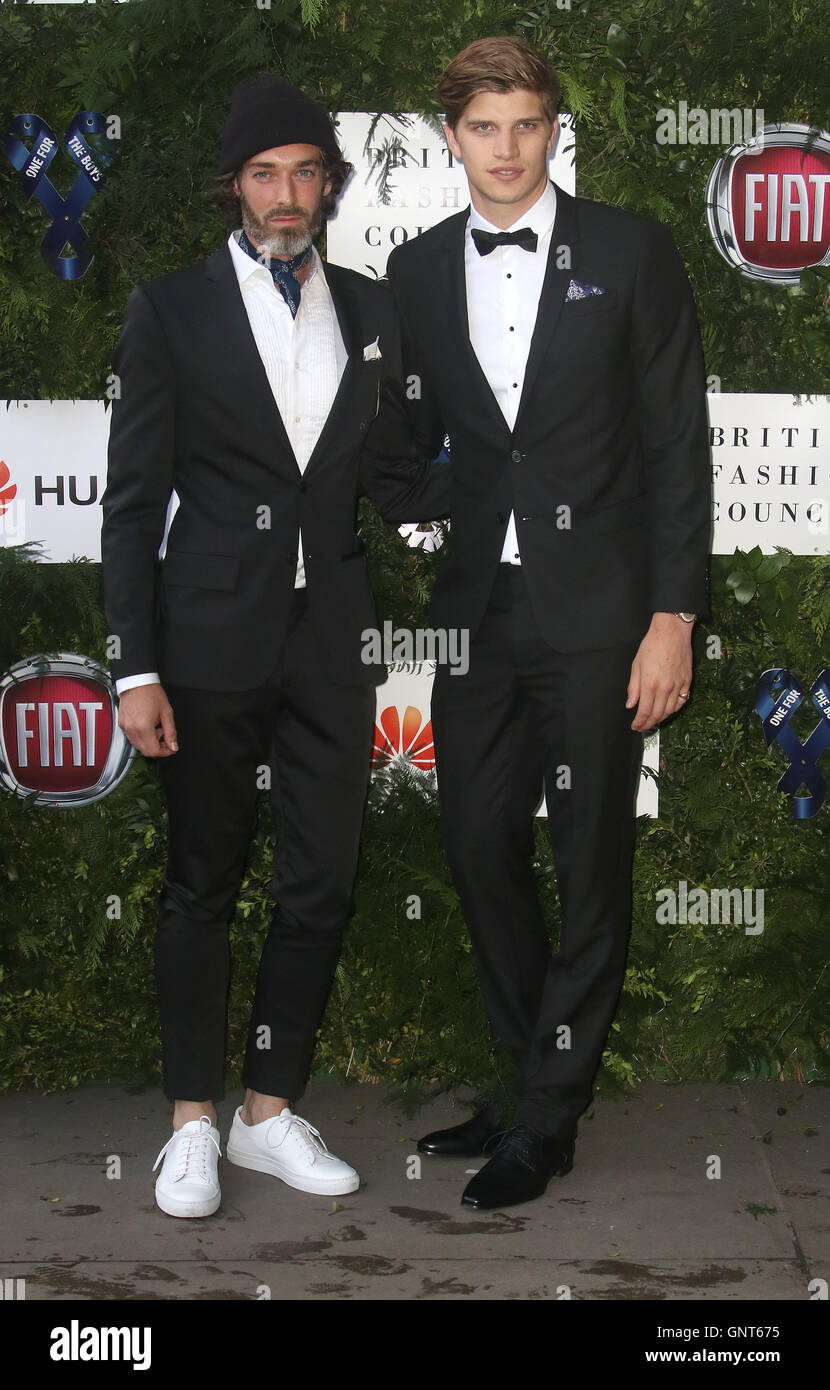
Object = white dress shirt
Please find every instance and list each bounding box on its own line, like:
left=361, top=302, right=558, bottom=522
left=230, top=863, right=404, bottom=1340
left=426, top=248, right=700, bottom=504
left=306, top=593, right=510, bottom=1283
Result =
left=465, top=181, right=557, bottom=564
left=116, top=231, right=347, bottom=694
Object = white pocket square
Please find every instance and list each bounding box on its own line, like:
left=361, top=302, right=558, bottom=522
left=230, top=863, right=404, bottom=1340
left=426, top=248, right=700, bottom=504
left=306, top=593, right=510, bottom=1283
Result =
left=363, top=337, right=382, bottom=361
left=565, top=278, right=606, bottom=301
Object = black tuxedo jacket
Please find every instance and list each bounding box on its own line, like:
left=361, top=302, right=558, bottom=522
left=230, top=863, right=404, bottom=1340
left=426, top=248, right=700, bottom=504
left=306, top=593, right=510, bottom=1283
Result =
left=369, top=183, right=711, bottom=651
left=101, top=243, right=450, bottom=692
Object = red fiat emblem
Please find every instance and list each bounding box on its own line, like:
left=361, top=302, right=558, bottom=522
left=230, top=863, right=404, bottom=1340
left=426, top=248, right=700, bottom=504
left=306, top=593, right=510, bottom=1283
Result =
left=0, top=654, right=135, bottom=807
left=706, top=123, right=830, bottom=285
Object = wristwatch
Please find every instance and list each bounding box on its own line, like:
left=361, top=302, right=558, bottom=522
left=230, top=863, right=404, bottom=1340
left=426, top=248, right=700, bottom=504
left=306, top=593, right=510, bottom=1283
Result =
left=674, top=612, right=697, bottom=623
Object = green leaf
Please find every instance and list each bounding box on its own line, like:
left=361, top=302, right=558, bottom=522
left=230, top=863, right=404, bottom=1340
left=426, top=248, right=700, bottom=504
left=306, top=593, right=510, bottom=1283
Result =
left=733, top=578, right=758, bottom=604
left=755, top=554, right=785, bottom=583
left=607, top=23, right=632, bottom=61
left=725, top=568, right=749, bottom=590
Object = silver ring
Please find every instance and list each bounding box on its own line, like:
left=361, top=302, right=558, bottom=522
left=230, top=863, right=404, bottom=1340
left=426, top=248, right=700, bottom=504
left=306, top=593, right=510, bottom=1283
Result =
left=678, top=691, right=689, bottom=699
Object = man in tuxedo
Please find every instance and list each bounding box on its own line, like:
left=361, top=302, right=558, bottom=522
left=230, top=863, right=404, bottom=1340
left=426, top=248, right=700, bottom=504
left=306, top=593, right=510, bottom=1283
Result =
left=101, top=75, right=449, bottom=1218
left=370, top=36, right=711, bottom=1209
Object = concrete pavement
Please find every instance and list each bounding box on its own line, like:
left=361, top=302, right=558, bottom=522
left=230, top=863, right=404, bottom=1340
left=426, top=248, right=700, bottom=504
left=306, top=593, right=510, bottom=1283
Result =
left=0, top=1079, right=827, bottom=1301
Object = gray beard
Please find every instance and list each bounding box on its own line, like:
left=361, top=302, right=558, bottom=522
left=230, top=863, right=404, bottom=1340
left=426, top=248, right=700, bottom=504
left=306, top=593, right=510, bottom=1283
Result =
left=239, top=200, right=321, bottom=260
left=252, top=225, right=314, bottom=258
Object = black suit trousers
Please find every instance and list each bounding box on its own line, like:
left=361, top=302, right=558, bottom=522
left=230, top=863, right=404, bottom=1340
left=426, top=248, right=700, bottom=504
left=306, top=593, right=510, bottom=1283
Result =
left=431, top=566, right=643, bottom=1136
left=154, top=591, right=375, bottom=1102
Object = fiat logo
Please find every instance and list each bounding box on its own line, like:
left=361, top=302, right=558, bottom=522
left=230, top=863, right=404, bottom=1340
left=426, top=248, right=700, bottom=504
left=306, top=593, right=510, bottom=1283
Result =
left=0, top=653, right=135, bottom=807
left=706, top=123, right=830, bottom=285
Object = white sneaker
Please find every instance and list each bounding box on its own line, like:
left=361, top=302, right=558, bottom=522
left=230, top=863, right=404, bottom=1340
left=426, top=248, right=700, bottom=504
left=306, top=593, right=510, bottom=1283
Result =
left=152, top=1115, right=222, bottom=1218
left=226, top=1105, right=360, bottom=1195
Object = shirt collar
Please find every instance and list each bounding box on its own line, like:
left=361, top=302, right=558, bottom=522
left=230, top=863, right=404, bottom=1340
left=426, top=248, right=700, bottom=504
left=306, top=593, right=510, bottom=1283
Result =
left=467, top=180, right=557, bottom=240
left=227, top=229, right=322, bottom=289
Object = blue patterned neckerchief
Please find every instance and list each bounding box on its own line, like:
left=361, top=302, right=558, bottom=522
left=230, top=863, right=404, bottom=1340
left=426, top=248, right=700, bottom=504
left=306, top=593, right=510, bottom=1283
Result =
left=238, top=229, right=312, bottom=318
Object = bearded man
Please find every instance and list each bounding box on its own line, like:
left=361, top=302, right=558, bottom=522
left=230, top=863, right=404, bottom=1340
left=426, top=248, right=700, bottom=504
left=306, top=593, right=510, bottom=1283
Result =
left=101, top=75, right=449, bottom=1217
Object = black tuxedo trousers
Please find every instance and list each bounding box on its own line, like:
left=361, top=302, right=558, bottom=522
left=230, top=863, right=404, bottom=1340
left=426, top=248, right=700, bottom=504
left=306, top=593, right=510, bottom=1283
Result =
left=431, top=566, right=642, bottom=1136
left=154, top=590, right=374, bottom=1102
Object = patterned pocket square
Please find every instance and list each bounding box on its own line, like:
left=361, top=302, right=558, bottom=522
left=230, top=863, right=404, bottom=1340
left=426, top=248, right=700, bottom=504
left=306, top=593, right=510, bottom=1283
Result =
left=565, top=279, right=606, bottom=301
left=363, top=337, right=382, bottom=361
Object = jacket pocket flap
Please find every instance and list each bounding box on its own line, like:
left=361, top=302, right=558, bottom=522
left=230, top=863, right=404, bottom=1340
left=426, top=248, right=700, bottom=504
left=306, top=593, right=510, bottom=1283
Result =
left=161, top=550, right=240, bottom=590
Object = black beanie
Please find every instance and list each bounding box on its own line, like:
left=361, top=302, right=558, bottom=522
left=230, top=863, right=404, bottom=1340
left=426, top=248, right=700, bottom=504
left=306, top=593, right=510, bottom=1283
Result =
left=218, top=74, right=342, bottom=174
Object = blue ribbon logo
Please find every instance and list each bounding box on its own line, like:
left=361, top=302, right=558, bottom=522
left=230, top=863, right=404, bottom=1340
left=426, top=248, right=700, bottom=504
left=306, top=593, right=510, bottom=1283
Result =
left=754, top=668, right=830, bottom=819
left=3, top=110, right=119, bottom=280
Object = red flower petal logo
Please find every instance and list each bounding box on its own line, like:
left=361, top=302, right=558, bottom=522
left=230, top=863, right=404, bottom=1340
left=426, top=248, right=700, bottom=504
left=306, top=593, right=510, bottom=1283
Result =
left=372, top=704, right=435, bottom=771
left=0, top=461, right=17, bottom=517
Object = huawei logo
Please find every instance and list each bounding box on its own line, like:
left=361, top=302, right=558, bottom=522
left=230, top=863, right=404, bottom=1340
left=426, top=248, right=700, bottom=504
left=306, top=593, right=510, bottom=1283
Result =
left=0, top=461, right=17, bottom=517
left=372, top=705, right=435, bottom=771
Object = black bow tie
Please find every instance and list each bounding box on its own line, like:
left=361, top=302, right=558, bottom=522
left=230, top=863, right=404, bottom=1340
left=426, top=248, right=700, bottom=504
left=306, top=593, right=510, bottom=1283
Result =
left=471, top=226, right=538, bottom=256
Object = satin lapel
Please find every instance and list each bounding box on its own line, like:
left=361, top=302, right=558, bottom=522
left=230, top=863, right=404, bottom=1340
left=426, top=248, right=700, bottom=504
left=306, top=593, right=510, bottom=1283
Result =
left=303, top=263, right=364, bottom=477
left=204, top=245, right=299, bottom=474
left=438, top=216, right=511, bottom=440
left=514, top=186, right=580, bottom=429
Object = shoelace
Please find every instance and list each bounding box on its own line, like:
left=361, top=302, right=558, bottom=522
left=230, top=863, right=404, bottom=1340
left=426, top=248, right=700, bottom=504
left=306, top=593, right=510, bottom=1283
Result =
left=493, top=1126, right=542, bottom=1169
left=152, top=1116, right=221, bottom=1184
left=273, top=1112, right=329, bottom=1164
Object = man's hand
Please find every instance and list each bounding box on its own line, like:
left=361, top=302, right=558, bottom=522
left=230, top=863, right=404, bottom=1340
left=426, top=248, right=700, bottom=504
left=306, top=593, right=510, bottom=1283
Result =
left=117, top=683, right=178, bottom=757
left=626, top=613, right=694, bottom=732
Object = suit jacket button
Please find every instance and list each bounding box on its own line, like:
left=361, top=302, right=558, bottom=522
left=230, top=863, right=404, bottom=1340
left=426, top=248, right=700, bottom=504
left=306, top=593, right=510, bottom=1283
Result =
left=511, top=449, right=522, bottom=463
left=298, top=478, right=307, bottom=492
left=496, top=511, right=505, bottom=524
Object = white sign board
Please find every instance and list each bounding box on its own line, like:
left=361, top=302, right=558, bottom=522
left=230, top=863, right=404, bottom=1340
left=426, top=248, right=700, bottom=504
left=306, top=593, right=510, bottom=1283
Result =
left=0, top=400, right=109, bottom=560
left=709, top=393, right=830, bottom=554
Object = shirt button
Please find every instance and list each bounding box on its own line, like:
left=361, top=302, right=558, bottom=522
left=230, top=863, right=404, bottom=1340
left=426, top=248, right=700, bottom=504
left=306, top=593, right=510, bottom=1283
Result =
left=511, top=450, right=522, bottom=463
left=509, top=326, right=514, bottom=331
left=295, top=415, right=301, bottom=423
left=506, top=273, right=512, bottom=279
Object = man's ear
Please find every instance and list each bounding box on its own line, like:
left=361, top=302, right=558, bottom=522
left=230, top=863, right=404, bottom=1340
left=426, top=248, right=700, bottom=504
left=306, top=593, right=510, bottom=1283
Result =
left=546, top=117, right=559, bottom=157
left=444, top=121, right=462, bottom=162
left=233, top=174, right=241, bottom=198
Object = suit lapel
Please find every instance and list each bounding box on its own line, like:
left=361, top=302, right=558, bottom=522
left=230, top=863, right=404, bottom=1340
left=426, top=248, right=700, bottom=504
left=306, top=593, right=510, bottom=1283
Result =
left=514, top=185, right=580, bottom=428
left=204, top=244, right=299, bottom=473
left=303, top=263, right=366, bottom=477
left=437, top=215, right=512, bottom=440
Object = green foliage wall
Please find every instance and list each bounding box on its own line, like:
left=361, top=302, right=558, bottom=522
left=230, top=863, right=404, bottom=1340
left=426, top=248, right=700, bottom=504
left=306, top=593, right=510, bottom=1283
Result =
left=1, top=0, right=828, bottom=1097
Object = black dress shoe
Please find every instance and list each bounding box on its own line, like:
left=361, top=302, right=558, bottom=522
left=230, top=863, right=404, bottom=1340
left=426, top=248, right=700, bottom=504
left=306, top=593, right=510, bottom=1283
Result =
left=417, top=1103, right=508, bottom=1157
left=460, top=1124, right=575, bottom=1209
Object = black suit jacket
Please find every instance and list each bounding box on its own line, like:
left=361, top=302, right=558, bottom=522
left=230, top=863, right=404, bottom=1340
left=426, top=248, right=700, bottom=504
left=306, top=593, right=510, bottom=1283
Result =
left=368, top=183, right=711, bottom=651
left=101, top=242, right=451, bottom=692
